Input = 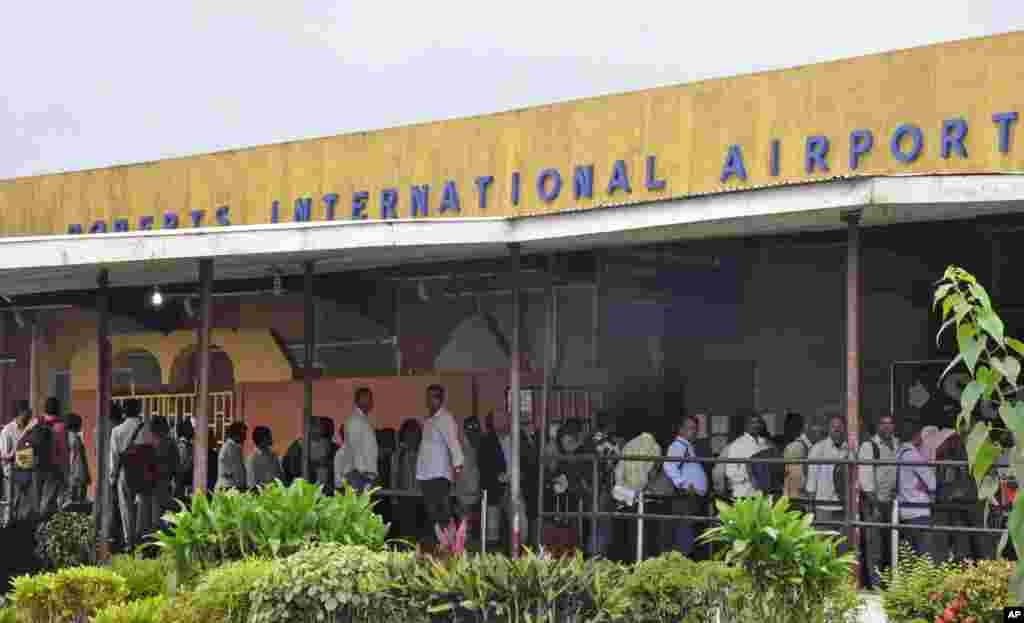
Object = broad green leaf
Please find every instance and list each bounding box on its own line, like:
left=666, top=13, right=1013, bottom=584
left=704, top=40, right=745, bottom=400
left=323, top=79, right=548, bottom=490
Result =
left=978, top=309, right=1006, bottom=346
left=957, top=325, right=983, bottom=373
left=955, top=299, right=974, bottom=324
left=996, top=355, right=1022, bottom=387
left=942, top=293, right=961, bottom=321
left=933, top=283, right=953, bottom=309
left=960, top=380, right=984, bottom=416
left=1010, top=500, right=1024, bottom=602
left=1007, top=337, right=1024, bottom=358
left=966, top=421, right=990, bottom=464
left=978, top=474, right=1000, bottom=501
left=1001, top=403, right=1024, bottom=440
left=969, top=282, right=993, bottom=312
left=972, top=438, right=999, bottom=483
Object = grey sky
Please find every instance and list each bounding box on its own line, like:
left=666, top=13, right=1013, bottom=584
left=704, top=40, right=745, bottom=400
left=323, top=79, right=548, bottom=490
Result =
left=2, top=1, right=1022, bottom=180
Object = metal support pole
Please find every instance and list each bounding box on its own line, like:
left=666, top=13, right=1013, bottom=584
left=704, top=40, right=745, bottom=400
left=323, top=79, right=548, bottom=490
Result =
left=303, top=262, right=315, bottom=482
left=591, top=253, right=602, bottom=368
left=94, top=270, right=111, bottom=560
left=28, top=319, right=38, bottom=418
left=537, top=255, right=554, bottom=549
left=194, top=259, right=213, bottom=493
left=636, top=492, right=645, bottom=562
left=394, top=284, right=402, bottom=376
left=591, top=458, right=599, bottom=555
left=891, top=499, right=900, bottom=575
left=843, top=210, right=863, bottom=578
left=481, top=489, right=488, bottom=554
left=509, top=243, right=522, bottom=557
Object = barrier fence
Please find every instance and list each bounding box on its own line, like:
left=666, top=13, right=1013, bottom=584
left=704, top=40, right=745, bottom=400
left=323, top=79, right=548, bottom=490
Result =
left=530, top=451, right=1011, bottom=569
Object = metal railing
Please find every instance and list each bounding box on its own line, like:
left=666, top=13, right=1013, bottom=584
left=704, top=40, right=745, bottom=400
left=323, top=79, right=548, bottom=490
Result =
left=112, top=390, right=237, bottom=445
left=536, top=451, right=1012, bottom=566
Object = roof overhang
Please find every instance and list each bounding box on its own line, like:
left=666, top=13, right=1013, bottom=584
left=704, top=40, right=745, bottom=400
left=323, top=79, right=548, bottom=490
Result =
left=0, top=174, right=1023, bottom=297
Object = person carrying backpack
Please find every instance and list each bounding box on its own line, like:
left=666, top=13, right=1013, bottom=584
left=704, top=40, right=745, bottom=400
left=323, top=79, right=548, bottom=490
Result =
left=36, top=397, right=68, bottom=518
left=1, top=401, right=39, bottom=523
left=858, top=415, right=899, bottom=587
left=109, top=399, right=157, bottom=550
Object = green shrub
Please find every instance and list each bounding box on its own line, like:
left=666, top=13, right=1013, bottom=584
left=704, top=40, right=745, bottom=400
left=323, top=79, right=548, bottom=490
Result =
left=190, top=558, right=274, bottom=623
left=109, top=554, right=172, bottom=600
left=879, top=543, right=964, bottom=623
left=154, top=479, right=389, bottom=571
left=11, top=566, right=129, bottom=623
left=622, top=553, right=747, bottom=623
left=249, top=543, right=390, bottom=623
left=0, top=606, right=15, bottom=623
left=699, top=495, right=859, bottom=622
left=387, top=549, right=608, bottom=622
left=33, top=511, right=96, bottom=569
left=92, top=596, right=168, bottom=623
left=941, top=558, right=1014, bottom=623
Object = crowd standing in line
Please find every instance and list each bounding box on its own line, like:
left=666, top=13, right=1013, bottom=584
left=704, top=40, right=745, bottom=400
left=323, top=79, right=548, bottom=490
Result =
left=0, top=386, right=1012, bottom=579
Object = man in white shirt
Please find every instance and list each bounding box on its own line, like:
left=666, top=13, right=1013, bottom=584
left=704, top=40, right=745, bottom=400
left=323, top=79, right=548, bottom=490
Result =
left=108, top=399, right=149, bottom=549
left=859, top=415, right=899, bottom=587
left=340, top=387, right=379, bottom=492
left=724, top=414, right=772, bottom=498
left=1, top=401, right=35, bottom=524
left=416, top=384, right=465, bottom=547
left=807, top=416, right=850, bottom=547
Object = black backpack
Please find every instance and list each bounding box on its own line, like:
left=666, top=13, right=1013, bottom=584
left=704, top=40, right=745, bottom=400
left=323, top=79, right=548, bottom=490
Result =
left=748, top=446, right=785, bottom=494
left=832, top=444, right=857, bottom=504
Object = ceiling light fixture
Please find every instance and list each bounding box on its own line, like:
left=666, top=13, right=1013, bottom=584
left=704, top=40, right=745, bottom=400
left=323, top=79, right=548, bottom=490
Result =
left=148, top=286, right=164, bottom=308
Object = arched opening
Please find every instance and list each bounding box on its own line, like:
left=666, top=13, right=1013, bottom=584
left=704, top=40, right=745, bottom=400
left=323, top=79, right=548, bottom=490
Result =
left=112, top=349, right=163, bottom=394
left=169, top=346, right=236, bottom=392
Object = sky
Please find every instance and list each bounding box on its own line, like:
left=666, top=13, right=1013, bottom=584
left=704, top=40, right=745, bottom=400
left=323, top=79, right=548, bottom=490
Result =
left=2, top=1, right=1023, bottom=181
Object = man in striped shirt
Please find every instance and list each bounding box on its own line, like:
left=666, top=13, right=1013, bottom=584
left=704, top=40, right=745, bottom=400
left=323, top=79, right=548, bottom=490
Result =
left=416, top=384, right=465, bottom=546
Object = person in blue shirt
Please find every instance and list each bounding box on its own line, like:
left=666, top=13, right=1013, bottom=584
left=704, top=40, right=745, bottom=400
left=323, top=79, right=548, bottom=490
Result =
left=662, top=415, right=708, bottom=556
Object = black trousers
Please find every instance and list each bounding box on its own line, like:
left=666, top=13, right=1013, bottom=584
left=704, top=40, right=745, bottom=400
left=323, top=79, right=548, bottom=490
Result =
left=420, top=478, right=453, bottom=545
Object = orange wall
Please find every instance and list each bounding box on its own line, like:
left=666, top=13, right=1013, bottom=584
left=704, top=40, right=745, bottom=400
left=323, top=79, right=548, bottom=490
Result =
left=76, top=372, right=482, bottom=490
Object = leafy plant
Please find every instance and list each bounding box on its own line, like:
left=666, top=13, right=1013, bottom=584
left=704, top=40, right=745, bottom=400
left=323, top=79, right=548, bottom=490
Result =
left=621, top=552, right=746, bottom=623
left=11, top=566, right=129, bottom=623
left=933, top=267, right=1021, bottom=599
left=34, top=511, right=96, bottom=569
left=941, top=558, right=1014, bottom=622
left=879, top=543, right=964, bottom=623
left=0, top=606, right=14, bottom=623
left=153, top=479, right=388, bottom=573
left=189, top=558, right=274, bottom=623
left=92, top=596, right=168, bottom=623
left=699, top=495, right=857, bottom=622
left=108, top=554, right=173, bottom=600
left=248, top=543, right=391, bottom=623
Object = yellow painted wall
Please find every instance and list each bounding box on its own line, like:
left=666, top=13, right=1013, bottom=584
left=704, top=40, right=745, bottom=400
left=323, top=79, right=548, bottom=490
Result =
left=69, top=328, right=292, bottom=391
left=1, top=32, right=1023, bottom=237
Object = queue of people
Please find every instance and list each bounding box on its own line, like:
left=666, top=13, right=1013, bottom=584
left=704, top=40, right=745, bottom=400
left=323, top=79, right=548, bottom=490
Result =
left=1, top=398, right=90, bottom=525
left=2, top=387, right=1009, bottom=577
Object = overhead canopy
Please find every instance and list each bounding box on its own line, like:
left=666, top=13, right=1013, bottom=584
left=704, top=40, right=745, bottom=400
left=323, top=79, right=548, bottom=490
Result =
left=0, top=175, right=1023, bottom=302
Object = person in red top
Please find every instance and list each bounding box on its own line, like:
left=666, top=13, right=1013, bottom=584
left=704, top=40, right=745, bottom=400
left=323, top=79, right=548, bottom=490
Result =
left=36, top=397, right=69, bottom=517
